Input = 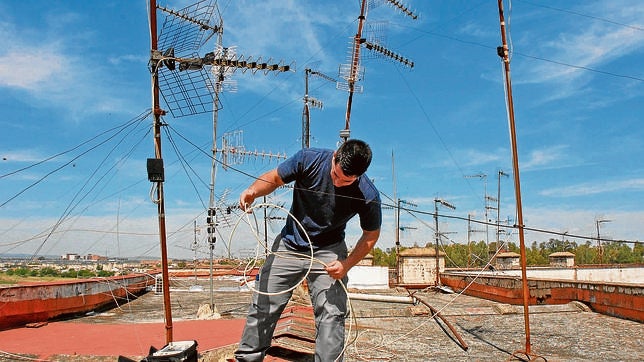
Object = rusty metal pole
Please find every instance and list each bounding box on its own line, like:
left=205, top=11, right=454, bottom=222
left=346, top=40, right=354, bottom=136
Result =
left=497, top=0, right=531, bottom=355
left=303, top=69, right=311, bottom=148
left=342, top=0, right=368, bottom=142
left=408, top=291, right=469, bottom=351
left=149, top=0, right=173, bottom=344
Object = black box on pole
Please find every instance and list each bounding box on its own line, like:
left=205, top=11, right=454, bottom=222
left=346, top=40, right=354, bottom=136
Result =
left=147, top=158, right=165, bottom=182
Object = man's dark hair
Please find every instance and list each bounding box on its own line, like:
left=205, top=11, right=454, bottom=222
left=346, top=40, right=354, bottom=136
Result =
left=334, top=139, right=372, bottom=176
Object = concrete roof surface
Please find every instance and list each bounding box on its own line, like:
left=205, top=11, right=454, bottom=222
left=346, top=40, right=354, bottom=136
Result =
left=0, top=277, right=642, bottom=361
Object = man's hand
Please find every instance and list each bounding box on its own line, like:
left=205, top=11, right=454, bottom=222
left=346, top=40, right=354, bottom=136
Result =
left=239, top=188, right=256, bottom=212
left=325, top=260, right=349, bottom=280
left=238, top=169, right=285, bottom=213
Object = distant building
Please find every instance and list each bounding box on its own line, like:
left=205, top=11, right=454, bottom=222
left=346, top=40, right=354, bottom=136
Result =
left=549, top=251, right=575, bottom=268
left=495, top=251, right=520, bottom=270
left=398, top=247, right=444, bottom=287
left=62, top=253, right=81, bottom=261
left=356, top=252, right=374, bottom=266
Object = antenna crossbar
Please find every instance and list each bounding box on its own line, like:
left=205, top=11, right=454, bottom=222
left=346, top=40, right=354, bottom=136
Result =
left=309, top=69, right=337, bottom=84
left=218, top=131, right=287, bottom=170
left=362, top=40, right=414, bottom=68
left=385, top=0, right=418, bottom=19
left=176, top=53, right=293, bottom=74
left=157, top=5, right=220, bottom=33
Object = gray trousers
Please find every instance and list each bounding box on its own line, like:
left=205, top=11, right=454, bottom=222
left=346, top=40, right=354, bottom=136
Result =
left=234, top=236, right=348, bottom=362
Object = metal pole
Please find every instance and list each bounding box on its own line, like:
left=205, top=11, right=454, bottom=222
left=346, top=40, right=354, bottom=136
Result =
left=396, top=199, right=401, bottom=255
left=434, top=201, right=440, bottom=286
left=263, top=196, right=269, bottom=257
left=596, top=220, right=601, bottom=264
left=596, top=219, right=610, bottom=264
left=149, top=0, right=173, bottom=344
left=497, top=171, right=502, bottom=244
left=302, top=69, right=310, bottom=148
left=408, top=292, right=469, bottom=351
left=392, top=150, right=401, bottom=284
left=208, top=39, right=223, bottom=311
left=433, top=198, right=454, bottom=286
left=496, top=170, right=508, bottom=246
left=497, top=0, right=531, bottom=355
left=342, top=0, right=368, bottom=142
left=467, top=214, right=472, bottom=269
left=193, top=220, right=198, bottom=285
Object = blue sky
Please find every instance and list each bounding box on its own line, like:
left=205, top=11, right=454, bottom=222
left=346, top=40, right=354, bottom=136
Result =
left=1, top=0, right=643, bottom=260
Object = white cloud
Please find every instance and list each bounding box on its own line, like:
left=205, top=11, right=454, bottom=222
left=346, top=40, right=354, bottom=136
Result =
left=516, top=2, right=644, bottom=89
left=460, top=148, right=505, bottom=167
left=0, top=12, right=146, bottom=122
left=0, top=50, right=66, bottom=89
left=524, top=206, right=644, bottom=243
left=521, top=145, right=568, bottom=170
left=540, top=178, right=644, bottom=197
left=0, top=149, right=49, bottom=163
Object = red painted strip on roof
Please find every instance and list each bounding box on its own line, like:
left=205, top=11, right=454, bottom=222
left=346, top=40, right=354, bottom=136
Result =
left=0, top=319, right=245, bottom=359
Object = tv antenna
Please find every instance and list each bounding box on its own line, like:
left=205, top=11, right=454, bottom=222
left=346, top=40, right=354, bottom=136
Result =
left=434, top=198, right=455, bottom=286
left=148, top=0, right=292, bottom=344
left=338, top=0, right=417, bottom=142
left=466, top=213, right=485, bottom=268
left=302, top=68, right=337, bottom=148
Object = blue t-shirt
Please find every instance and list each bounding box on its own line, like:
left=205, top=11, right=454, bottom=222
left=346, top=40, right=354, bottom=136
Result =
left=277, top=148, right=382, bottom=250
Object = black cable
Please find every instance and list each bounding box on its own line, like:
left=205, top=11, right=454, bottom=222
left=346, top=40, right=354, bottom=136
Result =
left=163, top=125, right=209, bottom=210
left=0, top=110, right=151, bottom=179
left=1, top=111, right=151, bottom=208
left=27, top=113, right=151, bottom=260
left=517, top=0, right=644, bottom=32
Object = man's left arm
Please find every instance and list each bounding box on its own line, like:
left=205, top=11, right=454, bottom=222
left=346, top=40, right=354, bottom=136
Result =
left=325, top=228, right=380, bottom=280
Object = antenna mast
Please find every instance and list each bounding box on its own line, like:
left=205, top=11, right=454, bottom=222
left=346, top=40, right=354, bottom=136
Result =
left=433, top=198, right=455, bottom=286
left=147, top=0, right=173, bottom=344
left=302, top=68, right=337, bottom=148
left=338, top=0, right=416, bottom=142
left=149, top=0, right=292, bottom=341
left=497, top=1, right=539, bottom=359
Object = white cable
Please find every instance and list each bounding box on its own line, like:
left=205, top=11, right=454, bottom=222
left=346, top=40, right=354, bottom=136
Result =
left=229, top=202, right=314, bottom=296
left=228, top=202, right=357, bottom=361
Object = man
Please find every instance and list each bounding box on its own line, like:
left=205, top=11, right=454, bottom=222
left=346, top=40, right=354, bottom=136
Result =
left=234, top=139, right=382, bottom=361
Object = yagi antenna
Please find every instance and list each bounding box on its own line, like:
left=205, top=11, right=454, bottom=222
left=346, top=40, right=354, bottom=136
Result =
left=338, top=0, right=417, bottom=142
left=147, top=0, right=294, bottom=332
left=302, top=68, right=337, bottom=148
left=218, top=130, right=287, bottom=171
left=151, top=0, right=294, bottom=118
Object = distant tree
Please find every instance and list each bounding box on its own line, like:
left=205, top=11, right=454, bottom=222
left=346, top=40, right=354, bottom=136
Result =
left=506, top=242, right=519, bottom=253
left=526, top=241, right=548, bottom=265
left=438, top=237, right=641, bottom=268
left=575, top=241, right=598, bottom=265
left=633, top=242, right=644, bottom=263
left=371, top=247, right=397, bottom=267
left=39, top=267, right=60, bottom=277
left=97, top=270, right=114, bottom=277
left=14, top=267, right=31, bottom=276
left=543, top=237, right=576, bottom=253
left=443, top=243, right=468, bottom=268
left=77, top=269, right=94, bottom=278
left=469, top=241, right=489, bottom=267
left=603, top=242, right=639, bottom=264
left=62, top=269, right=78, bottom=278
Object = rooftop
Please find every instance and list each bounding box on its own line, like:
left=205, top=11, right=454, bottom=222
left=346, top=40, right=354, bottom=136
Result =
left=0, top=275, right=641, bottom=361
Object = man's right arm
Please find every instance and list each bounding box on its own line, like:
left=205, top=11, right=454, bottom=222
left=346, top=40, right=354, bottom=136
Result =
left=239, top=169, right=285, bottom=210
